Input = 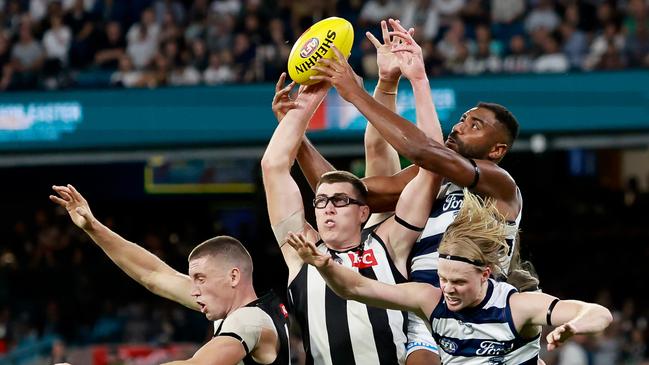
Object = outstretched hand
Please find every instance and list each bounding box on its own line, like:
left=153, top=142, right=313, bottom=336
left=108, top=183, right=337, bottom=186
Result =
left=546, top=323, right=578, bottom=351
left=49, top=184, right=96, bottom=231
left=367, top=19, right=415, bottom=83
left=272, top=72, right=297, bottom=122
left=285, top=232, right=332, bottom=268
left=310, top=46, right=364, bottom=102
left=387, top=19, right=427, bottom=82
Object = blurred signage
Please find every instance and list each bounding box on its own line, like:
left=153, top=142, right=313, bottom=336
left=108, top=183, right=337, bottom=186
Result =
left=0, top=102, right=82, bottom=142
left=0, top=71, right=646, bottom=153
left=311, top=88, right=456, bottom=131
left=145, top=157, right=256, bottom=194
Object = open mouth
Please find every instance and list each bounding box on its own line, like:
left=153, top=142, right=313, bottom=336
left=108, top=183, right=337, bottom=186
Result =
left=197, top=301, right=207, bottom=313
left=445, top=296, right=461, bottom=306
left=324, top=219, right=335, bottom=228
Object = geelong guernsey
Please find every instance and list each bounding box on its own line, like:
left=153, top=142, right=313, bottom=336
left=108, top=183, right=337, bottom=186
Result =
left=410, top=182, right=522, bottom=286
left=430, top=279, right=540, bottom=364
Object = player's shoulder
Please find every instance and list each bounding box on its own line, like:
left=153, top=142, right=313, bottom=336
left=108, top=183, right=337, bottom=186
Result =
left=225, top=306, right=274, bottom=328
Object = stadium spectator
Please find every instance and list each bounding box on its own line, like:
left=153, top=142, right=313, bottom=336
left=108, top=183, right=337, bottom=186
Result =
left=524, top=0, right=560, bottom=34
left=10, top=19, right=44, bottom=89
left=559, top=21, right=587, bottom=69
left=533, top=33, right=569, bottom=73
left=502, top=34, right=533, bottom=73
left=0, top=0, right=645, bottom=89
left=93, top=20, right=125, bottom=70
left=110, top=54, right=143, bottom=87
left=126, top=7, right=159, bottom=69
left=400, top=0, right=439, bottom=41
left=65, top=0, right=98, bottom=69
left=203, top=50, right=235, bottom=85
left=42, top=14, right=71, bottom=88
left=0, top=31, right=13, bottom=90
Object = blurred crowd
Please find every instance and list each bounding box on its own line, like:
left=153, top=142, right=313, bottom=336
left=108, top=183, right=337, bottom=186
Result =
left=0, top=0, right=648, bottom=91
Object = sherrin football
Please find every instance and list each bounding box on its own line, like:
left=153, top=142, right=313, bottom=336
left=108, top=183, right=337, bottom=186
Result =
left=287, top=17, right=354, bottom=85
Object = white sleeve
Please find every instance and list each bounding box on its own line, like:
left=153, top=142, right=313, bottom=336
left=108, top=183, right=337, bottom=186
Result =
left=217, top=307, right=277, bottom=353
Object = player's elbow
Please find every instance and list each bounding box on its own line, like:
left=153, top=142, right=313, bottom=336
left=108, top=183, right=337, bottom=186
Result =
left=597, top=305, right=614, bottom=329
left=261, top=152, right=291, bottom=176
left=409, top=138, right=440, bottom=169
left=141, top=272, right=162, bottom=295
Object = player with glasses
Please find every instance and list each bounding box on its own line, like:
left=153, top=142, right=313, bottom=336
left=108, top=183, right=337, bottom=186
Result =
left=261, top=75, right=444, bottom=364
left=313, top=194, right=365, bottom=209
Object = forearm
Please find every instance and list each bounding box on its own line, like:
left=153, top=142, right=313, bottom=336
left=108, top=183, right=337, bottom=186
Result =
left=295, top=136, right=336, bottom=192
left=411, top=78, right=443, bottom=144
left=347, top=89, right=435, bottom=163
left=317, top=260, right=368, bottom=300
left=262, top=93, right=326, bottom=173
left=83, top=220, right=195, bottom=309
left=365, top=79, right=401, bottom=177
left=565, top=301, right=613, bottom=334
left=394, top=169, right=437, bottom=228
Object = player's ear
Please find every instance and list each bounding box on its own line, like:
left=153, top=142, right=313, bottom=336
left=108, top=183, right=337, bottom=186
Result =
left=489, top=143, right=508, bottom=161
left=230, top=267, right=241, bottom=287
left=359, top=205, right=370, bottom=223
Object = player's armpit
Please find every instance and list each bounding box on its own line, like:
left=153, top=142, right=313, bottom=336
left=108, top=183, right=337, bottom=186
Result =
left=363, top=165, right=419, bottom=212
left=271, top=210, right=318, bottom=282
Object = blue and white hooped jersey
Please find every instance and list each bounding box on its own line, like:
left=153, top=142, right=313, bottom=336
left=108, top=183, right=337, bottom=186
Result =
left=430, top=279, right=540, bottom=364
left=409, top=182, right=522, bottom=286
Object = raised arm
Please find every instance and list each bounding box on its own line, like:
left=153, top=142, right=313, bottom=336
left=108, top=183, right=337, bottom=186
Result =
left=363, top=21, right=408, bottom=227
left=262, top=82, right=331, bottom=281
left=311, top=36, right=519, bottom=218
left=50, top=185, right=198, bottom=311
left=373, top=30, right=447, bottom=269
left=286, top=232, right=438, bottom=318
left=510, top=292, right=613, bottom=351
left=272, top=73, right=336, bottom=191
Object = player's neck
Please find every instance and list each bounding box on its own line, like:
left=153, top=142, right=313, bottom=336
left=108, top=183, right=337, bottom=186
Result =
left=325, top=236, right=362, bottom=251
left=228, top=285, right=258, bottom=315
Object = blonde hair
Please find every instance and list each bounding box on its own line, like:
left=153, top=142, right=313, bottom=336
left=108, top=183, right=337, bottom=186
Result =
left=438, top=190, right=510, bottom=278
left=506, top=232, right=540, bottom=291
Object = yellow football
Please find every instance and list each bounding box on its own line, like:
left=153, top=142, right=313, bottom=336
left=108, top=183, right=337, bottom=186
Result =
left=287, top=17, right=354, bottom=85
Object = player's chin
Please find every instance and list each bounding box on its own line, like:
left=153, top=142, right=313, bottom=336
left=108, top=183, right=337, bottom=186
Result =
left=445, top=140, right=459, bottom=151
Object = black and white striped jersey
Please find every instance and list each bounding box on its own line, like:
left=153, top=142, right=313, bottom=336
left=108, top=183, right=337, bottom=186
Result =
left=288, top=231, right=408, bottom=365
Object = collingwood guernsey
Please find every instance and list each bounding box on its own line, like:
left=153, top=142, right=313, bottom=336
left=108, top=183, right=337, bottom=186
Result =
left=430, top=279, right=540, bottom=364
left=288, top=231, right=408, bottom=365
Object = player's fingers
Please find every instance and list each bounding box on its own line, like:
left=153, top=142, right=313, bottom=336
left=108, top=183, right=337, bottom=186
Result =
left=309, top=75, right=330, bottom=82
left=286, top=232, right=300, bottom=248
left=278, top=101, right=298, bottom=109
left=284, top=81, right=296, bottom=93
left=388, top=31, right=413, bottom=43
left=67, top=184, right=84, bottom=202
left=330, top=45, right=346, bottom=62
left=311, top=65, right=333, bottom=76
left=307, top=240, right=319, bottom=255
left=277, top=84, right=292, bottom=97
left=49, top=195, right=68, bottom=206
left=389, top=18, right=409, bottom=33
left=275, top=72, right=286, bottom=92
left=366, top=31, right=382, bottom=49
left=565, top=323, right=577, bottom=334
left=381, top=20, right=390, bottom=45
